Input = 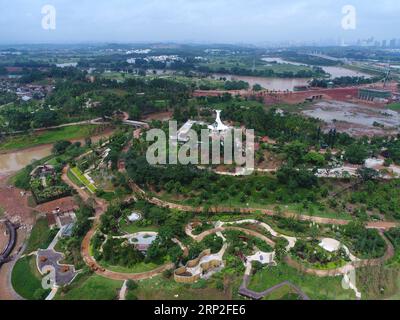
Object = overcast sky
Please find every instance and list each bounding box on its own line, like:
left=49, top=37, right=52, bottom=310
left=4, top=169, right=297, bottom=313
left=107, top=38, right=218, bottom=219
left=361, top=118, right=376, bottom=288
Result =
left=0, top=0, right=399, bottom=44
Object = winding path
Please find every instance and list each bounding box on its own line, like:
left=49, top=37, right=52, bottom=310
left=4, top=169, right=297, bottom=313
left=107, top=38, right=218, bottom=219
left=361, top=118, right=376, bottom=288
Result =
left=62, top=162, right=398, bottom=285
left=130, top=181, right=399, bottom=230
left=185, top=219, right=395, bottom=300
left=62, top=166, right=176, bottom=281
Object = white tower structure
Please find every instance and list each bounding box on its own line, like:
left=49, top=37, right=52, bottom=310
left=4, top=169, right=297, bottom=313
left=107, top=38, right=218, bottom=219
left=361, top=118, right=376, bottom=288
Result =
left=208, top=110, right=229, bottom=132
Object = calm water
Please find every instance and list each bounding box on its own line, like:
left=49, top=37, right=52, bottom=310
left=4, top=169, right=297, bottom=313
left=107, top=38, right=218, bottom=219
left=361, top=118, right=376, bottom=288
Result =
left=211, top=73, right=311, bottom=91
left=321, top=66, right=372, bottom=79
left=262, top=57, right=372, bottom=79
left=0, top=145, right=52, bottom=173
left=0, top=131, right=114, bottom=174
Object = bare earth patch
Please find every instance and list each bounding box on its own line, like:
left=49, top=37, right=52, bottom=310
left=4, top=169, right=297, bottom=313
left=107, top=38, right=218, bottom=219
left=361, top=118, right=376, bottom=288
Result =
left=0, top=175, right=34, bottom=225
left=302, top=100, right=400, bottom=137
left=0, top=222, right=7, bottom=254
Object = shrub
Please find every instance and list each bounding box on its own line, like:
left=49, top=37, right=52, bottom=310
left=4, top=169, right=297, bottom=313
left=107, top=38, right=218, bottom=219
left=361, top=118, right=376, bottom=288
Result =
left=126, top=280, right=138, bottom=290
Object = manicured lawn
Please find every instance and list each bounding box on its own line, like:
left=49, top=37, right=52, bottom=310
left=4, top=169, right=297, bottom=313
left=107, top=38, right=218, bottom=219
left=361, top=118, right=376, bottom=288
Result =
left=388, top=103, right=400, bottom=111
left=11, top=256, right=50, bottom=300
left=248, top=263, right=356, bottom=300
left=67, top=168, right=84, bottom=188
left=56, top=274, right=122, bottom=300
left=0, top=125, right=96, bottom=151
left=119, top=220, right=159, bottom=234
left=262, top=284, right=303, bottom=300
left=133, top=275, right=231, bottom=300
left=99, top=261, right=165, bottom=274
left=25, top=218, right=57, bottom=253
left=70, top=167, right=97, bottom=193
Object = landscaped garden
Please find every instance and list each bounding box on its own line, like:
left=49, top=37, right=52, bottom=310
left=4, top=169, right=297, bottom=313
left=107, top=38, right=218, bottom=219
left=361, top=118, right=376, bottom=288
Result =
left=248, top=263, right=356, bottom=300
left=30, top=170, right=72, bottom=204
left=70, top=167, right=97, bottom=193
left=290, top=239, right=350, bottom=270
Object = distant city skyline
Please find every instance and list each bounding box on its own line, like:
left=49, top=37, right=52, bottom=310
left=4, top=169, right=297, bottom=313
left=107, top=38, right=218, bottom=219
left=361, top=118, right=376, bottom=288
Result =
left=0, top=0, right=399, bottom=45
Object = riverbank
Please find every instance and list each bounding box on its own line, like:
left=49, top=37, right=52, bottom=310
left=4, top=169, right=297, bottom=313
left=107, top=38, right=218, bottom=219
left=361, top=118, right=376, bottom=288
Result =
left=0, top=127, right=114, bottom=174
left=0, top=125, right=111, bottom=153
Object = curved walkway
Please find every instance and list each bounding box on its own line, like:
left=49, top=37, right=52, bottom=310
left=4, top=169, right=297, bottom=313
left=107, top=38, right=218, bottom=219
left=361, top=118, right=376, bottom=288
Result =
left=63, top=163, right=398, bottom=284
left=130, top=182, right=398, bottom=230
left=186, top=220, right=309, bottom=300
left=186, top=225, right=275, bottom=248
left=185, top=219, right=395, bottom=300
left=285, top=230, right=395, bottom=277
left=239, top=277, right=310, bottom=300
left=62, top=166, right=176, bottom=282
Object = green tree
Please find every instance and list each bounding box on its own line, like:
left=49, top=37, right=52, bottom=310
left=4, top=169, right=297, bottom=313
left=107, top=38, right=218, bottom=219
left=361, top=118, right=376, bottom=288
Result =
left=345, top=144, right=368, bottom=165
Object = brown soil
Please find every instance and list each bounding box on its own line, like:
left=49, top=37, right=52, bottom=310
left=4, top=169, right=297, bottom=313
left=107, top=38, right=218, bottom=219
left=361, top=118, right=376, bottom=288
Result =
left=257, top=150, right=283, bottom=170
left=0, top=222, right=7, bottom=253
left=0, top=175, right=34, bottom=225
left=142, top=111, right=173, bottom=121
left=35, top=196, right=78, bottom=214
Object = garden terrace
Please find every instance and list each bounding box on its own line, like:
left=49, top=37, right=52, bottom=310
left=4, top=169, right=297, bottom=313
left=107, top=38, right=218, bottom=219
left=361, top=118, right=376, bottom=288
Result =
left=30, top=166, right=72, bottom=204
left=289, top=239, right=351, bottom=270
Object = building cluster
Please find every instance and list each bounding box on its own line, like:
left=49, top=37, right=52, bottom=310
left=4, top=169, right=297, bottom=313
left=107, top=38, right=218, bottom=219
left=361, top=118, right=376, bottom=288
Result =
left=127, top=54, right=185, bottom=65
left=0, top=78, right=52, bottom=102
left=356, top=37, right=400, bottom=48
left=46, top=208, right=77, bottom=238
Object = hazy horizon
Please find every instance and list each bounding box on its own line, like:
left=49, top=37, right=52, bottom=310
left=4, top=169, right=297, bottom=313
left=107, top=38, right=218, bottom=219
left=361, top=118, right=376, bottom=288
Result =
left=0, top=0, right=399, bottom=45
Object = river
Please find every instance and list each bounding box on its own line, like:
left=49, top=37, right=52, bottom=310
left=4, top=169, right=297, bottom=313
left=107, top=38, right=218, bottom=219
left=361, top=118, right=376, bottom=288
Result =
left=210, top=74, right=311, bottom=92
left=0, top=130, right=114, bottom=174
left=261, top=57, right=372, bottom=79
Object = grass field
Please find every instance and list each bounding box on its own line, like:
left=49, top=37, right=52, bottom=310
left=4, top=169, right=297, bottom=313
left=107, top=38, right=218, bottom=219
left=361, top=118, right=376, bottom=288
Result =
left=25, top=218, right=57, bottom=253
left=133, top=275, right=231, bottom=300
left=99, top=261, right=165, bottom=274
left=11, top=256, right=50, bottom=300
left=199, top=56, right=315, bottom=75
left=119, top=220, right=159, bottom=234
left=56, top=274, right=122, bottom=300
left=262, top=284, right=303, bottom=300
left=70, top=167, right=97, bottom=193
left=67, top=168, right=84, bottom=188
left=0, top=125, right=96, bottom=151
left=101, top=72, right=226, bottom=90
left=248, top=263, right=356, bottom=300
left=388, top=103, right=400, bottom=111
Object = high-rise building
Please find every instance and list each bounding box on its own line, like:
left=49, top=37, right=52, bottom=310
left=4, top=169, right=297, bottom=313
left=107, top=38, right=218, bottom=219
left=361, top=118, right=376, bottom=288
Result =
left=390, top=39, right=396, bottom=48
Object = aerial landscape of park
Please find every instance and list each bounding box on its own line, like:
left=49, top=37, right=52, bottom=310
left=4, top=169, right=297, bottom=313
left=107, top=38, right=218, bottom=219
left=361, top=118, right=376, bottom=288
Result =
left=1, top=0, right=400, bottom=305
